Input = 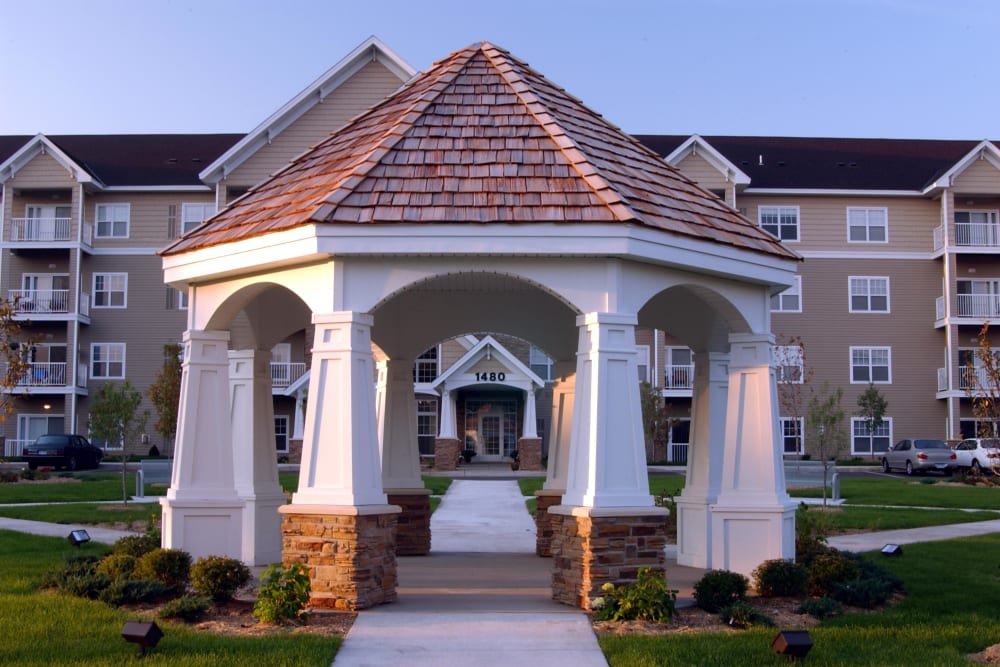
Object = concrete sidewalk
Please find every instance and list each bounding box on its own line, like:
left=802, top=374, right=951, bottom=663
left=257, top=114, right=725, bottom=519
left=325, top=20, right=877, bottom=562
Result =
left=828, top=517, right=1000, bottom=552
left=0, top=516, right=136, bottom=544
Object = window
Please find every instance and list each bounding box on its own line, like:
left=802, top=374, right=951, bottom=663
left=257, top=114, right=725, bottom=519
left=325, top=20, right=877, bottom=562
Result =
left=956, top=280, right=1000, bottom=317
left=954, top=211, right=1000, bottom=245
left=848, top=207, right=887, bottom=242
left=95, top=203, right=129, bottom=238
left=91, top=343, right=125, bottom=379
left=177, top=289, right=188, bottom=310
left=93, top=273, right=127, bottom=308
left=529, top=346, right=552, bottom=381
left=416, top=398, right=438, bottom=456
left=181, top=203, right=216, bottom=235
left=774, top=345, right=803, bottom=384
left=851, top=346, right=890, bottom=383
left=852, top=417, right=892, bottom=454
left=413, top=347, right=438, bottom=384
left=849, top=277, right=889, bottom=313
left=771, top=276, right=802, bottom=312
left=780, top=417, right=804, bottom=455
left=636, top=344, right=650, bottom=383
left=959, top=419, right=997, bottom=439
left=759, top=206, right=799, bottom=241
left=274, top=416, right=288, bottom=453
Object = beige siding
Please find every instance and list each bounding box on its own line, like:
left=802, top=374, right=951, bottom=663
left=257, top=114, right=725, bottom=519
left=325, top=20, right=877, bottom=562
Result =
left=674, top=153, right=728, bottom=192
left=227, top=60, right=405, bottom=188
left=953, top=159, right=1000, bottom=194
left=87, top=192, right=214, bottom=249
left=9, top=152, right=75, bottom=188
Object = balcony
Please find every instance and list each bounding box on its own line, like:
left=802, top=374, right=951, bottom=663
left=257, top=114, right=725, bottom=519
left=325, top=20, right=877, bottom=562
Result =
left=3, top=439, right=30, bottom=457
left=7, top=217, right=71, bottom=243
left=662, top=363, right=694, bottom=396
left=8, top=289, right=69, bottom=315
left=5, top=362, right=68, bottom=388
left=937, top=366, right=1000, bottom=393
left=954, top=294, right=1000, bottom=319
left=934, top=222, right=1000, bottom=251
left=271, top=362, right=306, bottom=388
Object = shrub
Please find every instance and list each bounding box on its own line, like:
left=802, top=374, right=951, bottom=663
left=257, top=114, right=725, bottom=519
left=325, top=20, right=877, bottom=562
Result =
left=832, top=577, right=894, bottom=609
left=135, top=548, right=191, bottom=592
left=96, top=553, right=138, bottom=581
left=590, top=567, right=678, bottom=623
left=254, top=563, right=311, bottom=624
left=40, top=554, right=105, bottom=596
left=752, top=559, right=809, bottom=598
left=799, top=595, right=843, bottom=619
left=693, top=570, right=749, bottom=613
left=61, top=572, right=111, bottom=599
left=159, top=594, right=211, bottom=622
left=795, top=503, right=833, bottom=566
left=807, top=551, right=861, bottom=597
left=20, top=468, right=49, bottom=481
left=191, top=555, right=252, bottom=603
left=844, top=552, right=905, bottom=594
left=99, top=578, right=169, bottom=606
left=719, top=600, right=774, bottom=629
left=0, top=470, right=18, bottom=483
left=112, top=534, right=160, bottom=558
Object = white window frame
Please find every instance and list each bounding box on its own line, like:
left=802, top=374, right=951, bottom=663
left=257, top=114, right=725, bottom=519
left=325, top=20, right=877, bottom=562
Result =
left=181, top=202, right=216, bottom=235
left=759, top=205, right=799, bottom=242
left=774, top=345, right=804, bottom=384
left=849, top=276, right=890, bottom=313
left=851, top=416, right=893, bottom=455
left=91, top=342, right=126, bottom=379
left=847, top=207, right=888, bottom=243
left=95, top=203, right=130, bottom=238
left=529, top=345, right=553, bottom=381
left=636, top=344, right=650, bottom=383
left=954, top=210, right=1000, bottom=246
left=771, top=276, right=802, bottom=313
left=92, top=272, right=128, bottom=308
left=417, top=398, right=439, bottom=438
left=850, top=346, right=891, bottom=384
left=274, top=415, right=289, bottom=453
left=413, top=347, right=439, bottom=384
left=177, top=289, right=188, bottom=310
left=779, top=417, right=805, bottom=455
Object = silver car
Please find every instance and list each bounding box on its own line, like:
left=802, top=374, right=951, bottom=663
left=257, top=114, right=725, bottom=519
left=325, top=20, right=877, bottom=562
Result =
left=881, top=439, right=956, bottom=476
left=951, top=438, right=1000, bottom=474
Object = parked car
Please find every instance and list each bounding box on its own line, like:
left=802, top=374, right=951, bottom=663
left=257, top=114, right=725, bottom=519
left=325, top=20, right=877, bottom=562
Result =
left=951, top=438, right=1000, bottom=474
left=881, top=439, right=956, bottom=476
left=22, top=434, right=103, bottom=471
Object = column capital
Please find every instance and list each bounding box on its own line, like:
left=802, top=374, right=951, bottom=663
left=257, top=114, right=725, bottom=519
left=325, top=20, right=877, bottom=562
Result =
left=575, top=311, right=638, bottom=327
left=311, top=311, right=374, bottom=327
left=728, top=333, right=775, bottom=369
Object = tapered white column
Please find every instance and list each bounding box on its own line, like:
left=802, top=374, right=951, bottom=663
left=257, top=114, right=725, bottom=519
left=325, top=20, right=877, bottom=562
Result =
left=543, top=361, right=575, bottom=492
left=561, top=313, right=653, bottom=508
left=292, top=312, right=387, bottom=507
left=377, top=359, right=423, bottom=490
left=675, top=351, right=728, bottom=568
left=161, top=329, right=243, bottom=560
left=522, top=388, right=538, bottom=438
left=710, top=333, right=796, bottom=574
left=438, top=389, right=456, bottom=439
left=229, top=350, right=285, bottom=565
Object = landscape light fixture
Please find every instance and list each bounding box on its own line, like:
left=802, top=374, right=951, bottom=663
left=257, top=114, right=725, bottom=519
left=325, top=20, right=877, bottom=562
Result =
left=771, top=630, right=813, bottom=661
left=121, top=621, right=163, bottom=658
left=881, top=543, right=903, bottom=556
left=67, top=529, right=90, bottom=547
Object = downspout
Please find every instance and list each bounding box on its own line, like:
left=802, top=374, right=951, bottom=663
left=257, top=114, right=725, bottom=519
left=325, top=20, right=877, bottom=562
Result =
left=942, top=186, right=955, bottom=438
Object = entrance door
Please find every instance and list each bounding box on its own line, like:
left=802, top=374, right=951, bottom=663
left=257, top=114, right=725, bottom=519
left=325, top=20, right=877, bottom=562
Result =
left=481, top=415, right=501, bottom=456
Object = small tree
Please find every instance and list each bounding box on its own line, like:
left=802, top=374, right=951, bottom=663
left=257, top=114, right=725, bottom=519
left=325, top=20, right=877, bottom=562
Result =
left=965, top=322, right=1000, bottom=439
left=806, top=382, right=846, bottom=506
left=89, top=381, right=149, bottom=504
left=0, top=298, right=32, bottom=423
left=775, top=336, right=813, bottom=458
left=640, top=381, right=669, bottom=463
left=856, top=382, right=888, bottom=458
left=147, top=343, right=182, bottom=456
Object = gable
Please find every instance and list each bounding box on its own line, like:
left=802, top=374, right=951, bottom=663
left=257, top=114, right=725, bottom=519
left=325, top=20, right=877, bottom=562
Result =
left=951, top=156, right=1000, bottom=194
left=674, top=152, right=730, bottom=191
left=7, top=151, right=77, bottom=188
left=432, top=335, right=544, bottom=393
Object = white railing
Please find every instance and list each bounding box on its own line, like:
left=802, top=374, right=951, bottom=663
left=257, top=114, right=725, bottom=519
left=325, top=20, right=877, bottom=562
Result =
left=955, top=294, right=1000, bottom=318
left=668, top=442, right=688, bottom=463
left=936, top=295, right=945, bottom=320
left=3, top=439, right=30, bottom=457
left=8, top=289, right=69, bottom=314
left=79, top=292, right=89, bottom=317
left=6, top=362, right=69, bottom=387
left=937, top=367, right=948, bottom=392
left=8, top=217, right=72, bottom=242
left=955, top=222, right=1000, bottom=247
left=77, top=363, right=87, bottom=388
left=664, top=364, right=694, bottom=389
left=959, top=366, right=1000, bottom=392
left=933, top=225, right=944, bottom=251
left=271, top=362, right=306, bottom=387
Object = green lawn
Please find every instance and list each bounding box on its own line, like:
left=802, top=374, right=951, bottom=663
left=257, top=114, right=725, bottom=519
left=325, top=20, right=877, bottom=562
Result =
left=795, top=476, right=1000, bottom=510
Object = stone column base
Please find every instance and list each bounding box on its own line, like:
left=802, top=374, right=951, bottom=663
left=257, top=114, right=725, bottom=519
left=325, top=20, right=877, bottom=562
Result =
left=534, top=489, right=564, bottom=557
left=386, top=489, right=432, bottom=556
left=548, top=505, right=669, bottom=610
left=279, top=504, right=401, bottom=610
left=709, top=500, right=797, bottom=575
left=517, top=437, right=544, bottom=471
left=433, top=438, right=461, bottom=471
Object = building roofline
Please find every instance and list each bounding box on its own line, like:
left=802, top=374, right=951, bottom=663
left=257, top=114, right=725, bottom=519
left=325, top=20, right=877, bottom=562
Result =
left=664, top=134, right=751, bottom=186
left=922, top=139, right=1000, bottom=193
left=0, top=134, right=101, bottom=186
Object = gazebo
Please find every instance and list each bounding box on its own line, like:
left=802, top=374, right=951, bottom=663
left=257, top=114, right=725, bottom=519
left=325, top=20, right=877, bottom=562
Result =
left=159, top=42, right=800, bottom=610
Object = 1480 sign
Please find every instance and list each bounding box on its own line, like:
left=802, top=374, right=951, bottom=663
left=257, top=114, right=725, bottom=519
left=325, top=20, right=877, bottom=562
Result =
left=475, top=372, right=506, bottom=382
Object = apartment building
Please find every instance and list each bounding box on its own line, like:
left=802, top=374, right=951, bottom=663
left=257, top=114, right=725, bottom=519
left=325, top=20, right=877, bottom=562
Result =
left=2, top=37, right=995, bottom=463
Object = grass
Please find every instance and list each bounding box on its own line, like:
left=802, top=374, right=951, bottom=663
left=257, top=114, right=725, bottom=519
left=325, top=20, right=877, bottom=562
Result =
left=0, top=472, right=154, bottom=503
left=600, top=534, right=1000, bottom=666
left=0, top=530, right=340, bottom=666
left=0, top=501, right=162, bottom=526
left=793, top=476, right=1000, bottom=509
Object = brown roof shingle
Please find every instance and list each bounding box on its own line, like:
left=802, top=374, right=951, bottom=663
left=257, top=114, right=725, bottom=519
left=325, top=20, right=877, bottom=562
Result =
left=162, top=43, right=795, bottom=260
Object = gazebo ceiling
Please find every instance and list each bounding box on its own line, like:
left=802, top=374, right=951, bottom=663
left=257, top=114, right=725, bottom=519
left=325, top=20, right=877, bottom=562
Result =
left=162, top=42, right=796, bottom=262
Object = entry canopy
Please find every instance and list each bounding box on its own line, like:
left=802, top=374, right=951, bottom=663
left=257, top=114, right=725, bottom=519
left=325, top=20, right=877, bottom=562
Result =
left=431, top=335, right=546, bottom=393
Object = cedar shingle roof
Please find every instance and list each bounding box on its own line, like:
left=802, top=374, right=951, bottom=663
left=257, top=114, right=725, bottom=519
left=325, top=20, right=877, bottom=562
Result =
left=161, top=43, right=795, bottom=260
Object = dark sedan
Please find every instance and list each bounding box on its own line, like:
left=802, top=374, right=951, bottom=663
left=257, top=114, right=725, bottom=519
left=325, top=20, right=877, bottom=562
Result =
left=22, top=434, right=103, bottom=471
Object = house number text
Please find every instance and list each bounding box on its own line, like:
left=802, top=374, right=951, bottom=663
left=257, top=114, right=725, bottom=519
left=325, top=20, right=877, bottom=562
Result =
left=475, top=372, right=506, bottom=382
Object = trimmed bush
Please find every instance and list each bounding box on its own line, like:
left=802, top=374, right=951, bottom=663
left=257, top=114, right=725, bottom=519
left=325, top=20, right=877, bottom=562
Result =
left=693, top=570, right=749, bottom=613
left=95, top=553, right=138, bottom=581
left=719, top=600, right=774, bottom=629
left=159, top=594, right=211, bottom=622
left=799, top=595, right=843, bottom=619
left=98, top=578, right=168, bottom=606
left=808, top=551, right=861, bottom=597
left=135, top=548, right=191, bottom=592
left=591, top=567, right=678, bottom=623
left=795, top=503, right=833, bottom=566
left=191, top=555, right=252, bottom=603
left=111, top=534, right=160, bottom=558
left=752, top=559, right=809, bottom=598
left=254, top=563, right=311, bottom=624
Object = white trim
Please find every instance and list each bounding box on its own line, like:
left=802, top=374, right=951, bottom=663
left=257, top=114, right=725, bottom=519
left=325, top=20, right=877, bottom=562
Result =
left=849, top=345, right=891, bottom=384
left=848, top=276, right=890, bottom=314
left=0, top=134, right=98, bottom=186
left=90, top=342, right=126, bottom=379
left=799, top=250, right=933, bottom=260
left=102, top=185, right=213, bottom=193
left=778, top=416, right=805, bottom=455
left=923, top=140, right=1000, bottom=193
left=846, top=206, right=889, bottom=244
left=181, top=202, right=216, bottom=236
left=758, top=204, right=800, bottom=243
left=94, top=202, right=130, bottom=239
left=770, top=275, right=802, bottom=313
left=430, top=334, right=545, bottom=391
left=744, top=188, right=921, bottom=197
left=274, top=414, right=289, bottom=453
left=92, top=272, right=128, bottom=309
left=850, top=416, right=893, bottom=456
left=89, top=247, right=161, bottom=256
left=663, top=134, right=751, bottom=186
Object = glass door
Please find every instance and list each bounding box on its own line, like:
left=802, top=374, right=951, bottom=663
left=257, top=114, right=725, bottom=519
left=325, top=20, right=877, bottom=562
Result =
left=481, top=415, right=501, bottom=456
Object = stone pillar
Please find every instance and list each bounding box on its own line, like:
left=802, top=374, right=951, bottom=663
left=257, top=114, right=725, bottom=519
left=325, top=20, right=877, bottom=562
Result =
left=675, top=351, right=728, bottom=568
left=710, top=333, right=797, bottom=575
left=161, top=329, right=244, bottom=560
left=284, top=312, right=400, bottom=610
left=534, top=489, right=563, bottom=557
left=229, top=349, right=286, bottom=565
left=517, top=437, right=543, bottom=471
left=377, top=358, right=430, bottom=556
left=433, top=389, right=461, bottom=470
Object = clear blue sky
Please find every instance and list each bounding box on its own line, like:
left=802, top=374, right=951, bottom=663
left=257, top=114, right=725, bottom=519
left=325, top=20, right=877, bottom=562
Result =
left=2, top=0, right=998, bottom=139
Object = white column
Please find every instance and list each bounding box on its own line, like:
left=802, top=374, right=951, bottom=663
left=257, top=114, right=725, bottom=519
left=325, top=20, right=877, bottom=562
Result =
left=377, top=358, right=423, bottom=490
left=522, top=387, right=538, bottom=438
left=675, top=351, right=728, bottom=568
left=292, top=312, right=387, bottom=507
left=710, top=333, right=796, bottom=574
left=160, top=329, right=243, bottom=560
left=292, top=389, right=305, bottom=440
left=543, top=361, right=575, bottom=492
left=438, top=389, right=456, bottom=439
left=561, top=313, right=652, bottom=508
left=229, top=350, right=285, bottom=565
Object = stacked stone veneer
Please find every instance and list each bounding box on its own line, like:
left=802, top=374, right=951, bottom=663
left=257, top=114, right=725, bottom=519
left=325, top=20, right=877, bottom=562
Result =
left=534, top=489, right=564, bottom=557
left=386, top=490, right=431, bottom=556
left=433, top=438, right=461, bottom=471
left=279, top=505, right=400, bottom=610
left=517, top=437, right=543, bottom=471
left=549, top=506, right=669, bottom=609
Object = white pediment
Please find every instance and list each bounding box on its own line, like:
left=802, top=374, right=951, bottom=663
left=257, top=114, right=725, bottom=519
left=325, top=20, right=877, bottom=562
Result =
left=431, top=335, right=544, bottom=393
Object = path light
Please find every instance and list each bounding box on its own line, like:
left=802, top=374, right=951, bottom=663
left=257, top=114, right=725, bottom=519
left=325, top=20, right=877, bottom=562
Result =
left=67, top=529, right=90, bottom=547
left=121, top=621, right=163, bottom=658
left=771, top=630, right=812, bottom=661
left=881, top=543, right=903, bottom=556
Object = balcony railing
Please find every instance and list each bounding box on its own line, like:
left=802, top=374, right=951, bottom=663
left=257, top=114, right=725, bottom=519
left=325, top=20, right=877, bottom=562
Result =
left=7, top=217, right=72, bottom=242
left=954, top=294, right=1000, bottom=318
left=664, top=364, right=694, bottom=389
left=955, top=222, right=1000, bottom=247
left=938, top=366, right=1000, bottom=392
left=271, top=362, right=306, bottom=388
left=8, top=289, right=69, bottom=314
left=3, top=439, right=30, bottom=457
left=6, top=362, right=69, bottom=387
